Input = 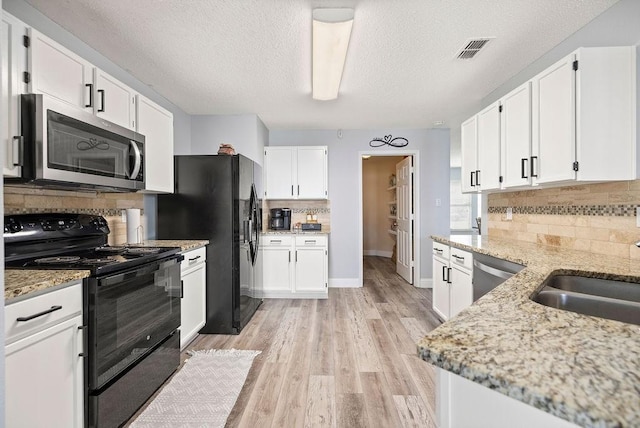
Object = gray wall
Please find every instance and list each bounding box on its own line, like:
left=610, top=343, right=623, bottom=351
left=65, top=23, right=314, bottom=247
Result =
left=190, top=114, right=266, bottom=166
left=269, top=129, right=450, bottom=283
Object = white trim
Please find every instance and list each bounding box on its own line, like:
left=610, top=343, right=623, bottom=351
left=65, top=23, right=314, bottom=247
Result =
left=257, top=290, right=329, bottom=299
left=418, top=278, right=433, bottom=289
left=363, top=250, right=393, bottom=258
left=329, top=278, right=361, bottom=288
left=358, top=150, right=421, bottom=288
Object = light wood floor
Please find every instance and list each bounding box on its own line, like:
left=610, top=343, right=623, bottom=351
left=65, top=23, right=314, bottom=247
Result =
left=130, top=256, right=442, bottom=427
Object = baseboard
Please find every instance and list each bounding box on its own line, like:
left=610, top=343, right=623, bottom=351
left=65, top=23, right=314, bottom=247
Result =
left=256, top=290, right=328, bottom=299
left=416, top=278, right=433, bottom=289
left=329, top=278, right=361, bottom=288
left=363, top=250, right=393, bottom=258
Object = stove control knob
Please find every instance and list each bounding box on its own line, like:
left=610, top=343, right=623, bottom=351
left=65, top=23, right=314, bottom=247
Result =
left=8, top=221, right=22, bottom=233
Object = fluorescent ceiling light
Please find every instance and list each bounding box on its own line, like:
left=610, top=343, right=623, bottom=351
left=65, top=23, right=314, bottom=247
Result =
left=312, top=8, right=354, bottom=101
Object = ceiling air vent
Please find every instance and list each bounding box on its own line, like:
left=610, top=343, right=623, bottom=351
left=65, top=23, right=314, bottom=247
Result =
left=456, top=38, right=493, bottom=59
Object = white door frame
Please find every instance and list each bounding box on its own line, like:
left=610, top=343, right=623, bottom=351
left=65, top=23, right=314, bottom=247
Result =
left=358, top=150, right=420, bottom=287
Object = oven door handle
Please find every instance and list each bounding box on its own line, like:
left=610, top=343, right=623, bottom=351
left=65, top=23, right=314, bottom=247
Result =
left=98, top=256, right=182, bottom=285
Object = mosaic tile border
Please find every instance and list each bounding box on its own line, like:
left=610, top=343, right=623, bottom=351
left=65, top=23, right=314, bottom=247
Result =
left=488, top=205, right=637, bottom=217
left=290, top=208, right=331, bottom=214
left=4, top=208, right=139, bottom=216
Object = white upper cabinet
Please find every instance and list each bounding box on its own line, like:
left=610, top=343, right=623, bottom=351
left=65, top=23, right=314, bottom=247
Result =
left=532, top=47, right=637, bottom=185
left=28, top=28, right=93, bottom=113
left=264, top=146, right=328, bottom=200
left=2, top=12, right=28, bottom=178
left=136, top=94, right=174, bottom=193
left=476, top=101, right=502, bottom=191
left=501, top=82, right=532, bottom=188
left=462, top=45, right=636, bottom=192
left=94, top=68, right=136, bottom=130
left=264, top=147, right=295, bottom=199
left=28, top=28, right=137, bottom=131
left=460, top=116, right=478, bottom=193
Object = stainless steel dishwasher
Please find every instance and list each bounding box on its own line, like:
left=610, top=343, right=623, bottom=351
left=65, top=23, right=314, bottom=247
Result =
left=472, top=252, right=525, bottom=301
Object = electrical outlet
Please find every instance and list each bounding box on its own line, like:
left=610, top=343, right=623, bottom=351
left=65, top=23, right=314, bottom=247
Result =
left=636, top=206, right=640, bottom=227
left=435, top=198, right=442, bottom=207
left=121, top=211, right=127, bottom=223
left=506, top=207, right=513, bottom=221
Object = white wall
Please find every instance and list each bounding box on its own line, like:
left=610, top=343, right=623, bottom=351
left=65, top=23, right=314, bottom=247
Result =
left=269, top=129, right=450, bottom=283
left=0, top=0, right=5, bottom=418
left=190, top=114, right=266, bottom=166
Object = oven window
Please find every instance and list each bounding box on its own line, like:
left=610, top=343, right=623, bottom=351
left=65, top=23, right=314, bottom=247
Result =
left=91, top=259, right=181, bottom=388
left=47, top=110, right=131, bottom=179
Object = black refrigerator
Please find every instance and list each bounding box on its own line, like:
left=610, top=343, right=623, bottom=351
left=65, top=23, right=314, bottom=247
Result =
left=157, top=154, right=262, bottom=334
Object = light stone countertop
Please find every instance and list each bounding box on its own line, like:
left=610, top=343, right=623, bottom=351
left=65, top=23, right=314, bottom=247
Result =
left=5, top=270, right=90, bottom=301
left=4, top=240, right=209, bottom=302
left=418, top=235, right=640, bottom=427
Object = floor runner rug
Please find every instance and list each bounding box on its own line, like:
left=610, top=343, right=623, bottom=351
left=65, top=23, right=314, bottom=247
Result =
left=130, top=349, right=261, bottom=428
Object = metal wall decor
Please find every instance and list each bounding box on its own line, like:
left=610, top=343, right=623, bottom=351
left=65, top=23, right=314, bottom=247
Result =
left=369, top=134, right=409, bottom=148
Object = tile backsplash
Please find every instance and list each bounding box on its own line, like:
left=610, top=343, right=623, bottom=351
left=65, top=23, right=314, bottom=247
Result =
left=262, top=200, right=330, bottom=231
left=487, top=180, right=640, bottom=259
left=4, top=185, right=144, bottom=245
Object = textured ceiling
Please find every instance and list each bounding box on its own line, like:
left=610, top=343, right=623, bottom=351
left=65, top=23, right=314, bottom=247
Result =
left=24, top=0, right=618, bottom=130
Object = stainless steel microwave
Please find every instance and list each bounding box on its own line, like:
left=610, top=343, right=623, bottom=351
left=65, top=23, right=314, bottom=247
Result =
left=11, top=94, right=145, bottom=191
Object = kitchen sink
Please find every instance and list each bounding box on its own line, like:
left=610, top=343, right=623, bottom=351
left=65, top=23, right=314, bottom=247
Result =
left=532, top=274, right=640, bottom=326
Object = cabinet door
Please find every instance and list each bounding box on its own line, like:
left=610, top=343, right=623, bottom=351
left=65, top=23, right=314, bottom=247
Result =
left=477, top=101, right=501, bottom=191
left=449, top=267, right=472, bottom=318
left=460, top=116, right=478, bottom=193
left=262, top=247, right=293, bottom=292
left=532, top=54, right=576, bottom=184
left=28, top=28, right=93, bottom=112
left=264, top=147, right=295, bottom=199
left=295, top=246, right=327, bottom=293
left=136, top=94, right=174, bottom=193
left=181, top=264, right=206, bottom=349
left=2, top=13, right=27, bottom=177
left=501, top=82, right=532, bottom=188
left=432, top=257, right=450, bottom=321
left=94, top=69, right=135, bottom=130
left=296, top=146, right=327, bottom=199
left=5, top=315, right=84, bottom=428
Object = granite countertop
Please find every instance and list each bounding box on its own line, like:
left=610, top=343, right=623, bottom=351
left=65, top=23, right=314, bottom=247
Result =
left=5, top=269, right=91, bottom=302
left=141, top=239, right=209, bottom=252
left=418, top=235, right=640, bottom=427
left=4, top=240, right=209, bottom=302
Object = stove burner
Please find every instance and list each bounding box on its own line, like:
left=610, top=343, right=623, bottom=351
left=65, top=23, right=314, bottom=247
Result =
left=35, top=256, right=81, bottom=265
left=95, top=246, right=126, bottom=255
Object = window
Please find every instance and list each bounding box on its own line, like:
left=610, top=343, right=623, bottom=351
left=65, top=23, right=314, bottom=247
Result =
left=450, top=178, right=472, bottom=230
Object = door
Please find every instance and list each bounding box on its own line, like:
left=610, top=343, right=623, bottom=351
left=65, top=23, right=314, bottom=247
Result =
left=264, top=147, right=295, bottom=199
left=297, top=146, right=327, bottom=199
left=460, top=116, right=478, bottom=193
left=396, top=156, right=413, bottom=284
left=502, top=82, right=532, bottom=188
left=94, top=69, right=135, bottom=130
left=477, top=101, right=501, bottom=191
left=532, top=54, right=576, bottom=184
left=2, top=13, right=27, bottom=177
left=6, top=315, right=84, bottom=428
left=432, top=256, right=450, bottom=320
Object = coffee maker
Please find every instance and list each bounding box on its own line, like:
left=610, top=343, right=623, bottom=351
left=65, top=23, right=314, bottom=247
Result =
left=269, top=208, right=291, bottom=230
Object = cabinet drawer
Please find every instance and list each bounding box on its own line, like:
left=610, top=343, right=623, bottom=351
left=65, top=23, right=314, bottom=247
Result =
left=181, top=247, right=207, bottom=272
left=295, top=235, right=327, bottom=247
left=262, top=235, right=293, bottom=247
left=433, top=242, right=450, bottom=259
left=450, top=248, right=472, bottom=271
left=5, top=281, right=83, bottom=344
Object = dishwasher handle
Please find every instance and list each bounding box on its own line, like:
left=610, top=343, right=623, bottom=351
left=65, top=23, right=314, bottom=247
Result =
left=473, top=259, right=514, bottom=281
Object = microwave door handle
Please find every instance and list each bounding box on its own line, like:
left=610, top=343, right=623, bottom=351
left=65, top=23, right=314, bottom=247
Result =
left=128, top=140, right=142, bottom=179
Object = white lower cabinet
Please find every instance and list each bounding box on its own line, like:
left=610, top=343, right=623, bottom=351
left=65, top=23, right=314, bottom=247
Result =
left=180, top=247, right=207, bottom=349
left=437, top=368, right=578, bottom=428
left=260, top=234, right=328, bottom=298
left=5, top=281, right=84, bottom=428
left=432, top=242, right=473, bottom=321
